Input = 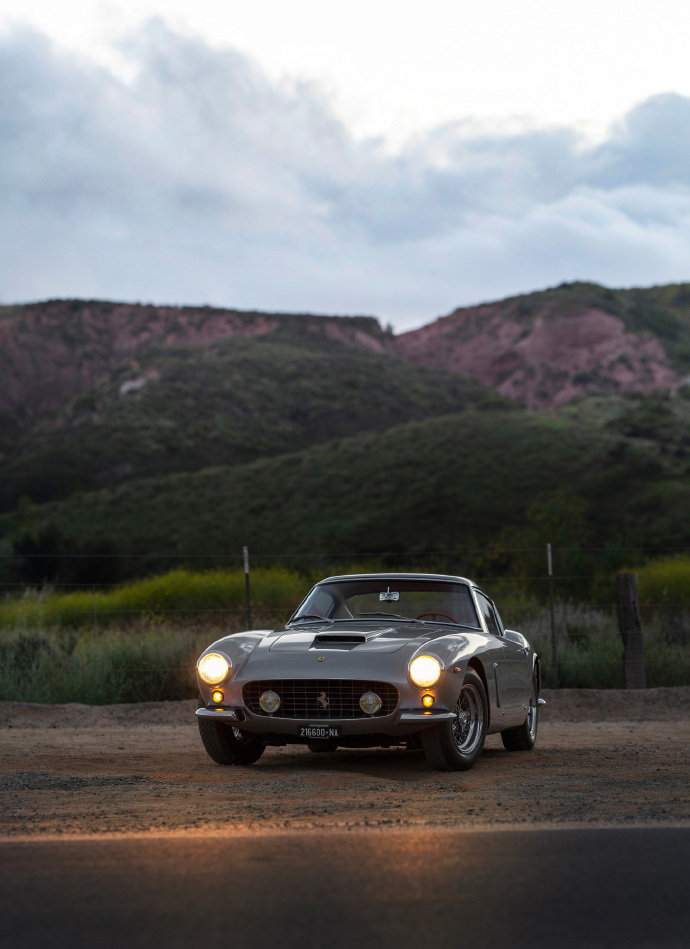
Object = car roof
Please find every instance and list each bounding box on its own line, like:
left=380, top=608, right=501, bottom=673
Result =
left=316, top=572, right=476, bottom=586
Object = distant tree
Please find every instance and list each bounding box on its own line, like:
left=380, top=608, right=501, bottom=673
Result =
left=12, top=527, right=122, bottom=587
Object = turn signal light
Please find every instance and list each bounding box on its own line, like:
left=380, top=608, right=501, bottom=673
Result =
left=212, top=690, right=224, bottom=704
left=422, top=694, right=435, bottom=708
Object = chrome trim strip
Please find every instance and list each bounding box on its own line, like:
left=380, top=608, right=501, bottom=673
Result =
left=196, top=708, right=239, bottom=719
left=398, top=710, right=455, bottom=722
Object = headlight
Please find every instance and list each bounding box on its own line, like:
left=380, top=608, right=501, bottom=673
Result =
left=409, top=655, right=442, bottom=688
left=197, top=652, right=231, bottom=685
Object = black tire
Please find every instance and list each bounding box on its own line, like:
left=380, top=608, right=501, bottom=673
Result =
left=501, top=671, right=539, bottom=751
left=197, top=716, right=266, bottom=765
left=421, top=668, right=488, bottom=771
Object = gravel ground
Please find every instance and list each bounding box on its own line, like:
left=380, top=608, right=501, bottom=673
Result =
left=1, top=688, right=688, bottom=837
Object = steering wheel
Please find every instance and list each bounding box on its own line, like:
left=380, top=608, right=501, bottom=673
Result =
left=415, top=611, right=458, bottom=623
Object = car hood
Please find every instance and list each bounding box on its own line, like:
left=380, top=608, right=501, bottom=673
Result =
left=267, top=623, right=437, bottom=654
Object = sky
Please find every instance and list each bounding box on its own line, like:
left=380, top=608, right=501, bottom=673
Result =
left=2, top=1, right=690, bottom=330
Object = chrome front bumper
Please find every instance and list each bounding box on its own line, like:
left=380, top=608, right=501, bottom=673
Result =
left=195, top=705, right=456, bottom=732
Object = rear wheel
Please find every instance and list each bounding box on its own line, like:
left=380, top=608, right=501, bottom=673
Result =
left=501, top=671, right=539, bottom=751
left=198, top=716, right=266, bottom=765
left=421, top=669, right=488, bottom=771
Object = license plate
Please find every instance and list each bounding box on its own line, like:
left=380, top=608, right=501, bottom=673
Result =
left=299, top=725, right=340, bottom=739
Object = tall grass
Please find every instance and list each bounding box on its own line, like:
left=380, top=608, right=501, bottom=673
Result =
left=522, top=600, right=690, bottom=688
left=0, top=566, right=307, bottom=630
left=1, top=566, right=688, bottom=702
left=0, top=626, right=206, bottom=704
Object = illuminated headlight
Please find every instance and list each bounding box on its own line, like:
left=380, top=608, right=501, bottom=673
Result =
left=409, top=655, right=442, bottom=688
left=359, top=691, right=382, bottom=715
left=259, top=690, right=281, bottom=714
left=197, top=652, right=231, bottom=685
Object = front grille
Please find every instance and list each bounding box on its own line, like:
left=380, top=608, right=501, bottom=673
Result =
left=243, top=679, right=398, bottom=719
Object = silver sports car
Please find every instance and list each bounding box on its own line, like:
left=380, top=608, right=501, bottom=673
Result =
left=195, top=573, right=543, bottom=771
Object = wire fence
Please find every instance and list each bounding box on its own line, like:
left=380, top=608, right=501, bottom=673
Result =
left=1, top=544, right=688, bottom=636
left=1, top=545, right=688, bottom=696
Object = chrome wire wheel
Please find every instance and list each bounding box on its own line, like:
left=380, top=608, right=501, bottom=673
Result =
left=452, top=682, right=485, bottom=755
left=420, top=668, right=488, bottom=771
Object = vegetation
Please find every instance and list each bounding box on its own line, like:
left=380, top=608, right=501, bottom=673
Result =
left=635, top=555, right=690, bottom=610
left=0, top=565, right=687, bottom=702
left=1, top=286, right=689, bottom=701
left=2, top=393, right=689, bottom=589
left=0, top=336, right=488, bottom=511
left=0, top=607, right=686, bottom=705
left=0, top=567, right=306, bottom=630
left=0, top=627, right=203, bottom=704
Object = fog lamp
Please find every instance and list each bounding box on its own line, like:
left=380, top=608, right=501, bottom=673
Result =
left=409, top=655, right=442, bottom=688
left=422, top=694, right=435, bottom=708
left=197, top=652, right=231, bottom=685
left=212, top=690, right=224, bottom=704
left=359, top=691, right=382, bottom=715
left=259, top=690, right=281, bottom=714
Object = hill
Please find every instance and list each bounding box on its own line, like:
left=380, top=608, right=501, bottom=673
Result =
left=2, top=281, right=690, bottom=587
left=3, top=392, right=689, bottom=588
left=0, top=333, right=488, bottom=511
left=2, top=281, right=690, bottom=443
left=0, top=300, right=391, bottom=452
left=397, top=282, right=690, bottom=407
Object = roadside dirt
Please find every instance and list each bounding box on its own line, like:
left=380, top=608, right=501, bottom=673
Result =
left=1, top=688, right=688, bottom=837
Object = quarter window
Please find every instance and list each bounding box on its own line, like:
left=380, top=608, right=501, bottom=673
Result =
left=475, top=592, right=502, bottom=637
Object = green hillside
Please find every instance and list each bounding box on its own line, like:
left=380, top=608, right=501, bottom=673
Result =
left=0, top=336, right=488, bottom=511
left=4, top=391, right=689, bottom=590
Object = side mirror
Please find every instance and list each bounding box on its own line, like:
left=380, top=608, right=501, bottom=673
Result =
left=503, top=628, right=529, bottom=649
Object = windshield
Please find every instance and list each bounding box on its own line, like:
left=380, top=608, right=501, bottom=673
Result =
left=290, top=577, right=480, bottom=628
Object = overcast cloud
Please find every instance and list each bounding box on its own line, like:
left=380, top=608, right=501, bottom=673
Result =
left=2, top=20, right=689, bottom=329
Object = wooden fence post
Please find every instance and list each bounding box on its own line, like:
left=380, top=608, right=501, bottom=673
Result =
left=547, top=543, right=558, bottom=683
left=616, top=572, right=646, bottom=689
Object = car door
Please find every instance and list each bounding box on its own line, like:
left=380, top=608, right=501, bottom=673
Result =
left=474, top=591, right=530, bottom=709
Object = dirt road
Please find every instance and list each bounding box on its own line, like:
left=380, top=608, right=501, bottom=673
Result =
left=1, top=687, right=688, bottom=837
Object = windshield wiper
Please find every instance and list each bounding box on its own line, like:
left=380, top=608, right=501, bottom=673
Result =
left=355, top=612, right=419, bottom=621
left=290, top=614, right=333, bottom=624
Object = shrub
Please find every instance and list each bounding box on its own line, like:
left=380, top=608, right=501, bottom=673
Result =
left=636, top=556, right=690, bottom=609
left=0, top=566, right=309, bottom=631
left=0, top=627, right=205, bottom=704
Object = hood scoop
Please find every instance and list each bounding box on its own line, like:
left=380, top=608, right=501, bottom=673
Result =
left=312, top=629, right=384, bottom=645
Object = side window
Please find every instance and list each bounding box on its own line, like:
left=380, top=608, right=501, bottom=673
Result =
left=475, top=592, right=502, bottom=637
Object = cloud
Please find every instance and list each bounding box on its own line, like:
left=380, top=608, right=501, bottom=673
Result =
left=586, top=94, right=690, bottom=188
left=1, top=19, right=689, bottom=328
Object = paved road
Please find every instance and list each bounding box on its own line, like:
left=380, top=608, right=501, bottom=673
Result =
left=1, top=827, right=688, bottom=949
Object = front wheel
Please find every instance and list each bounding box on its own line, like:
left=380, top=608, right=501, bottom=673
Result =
left=501, top=672, right=539, bottom=751
left=421, top=669, right=488, bottom=771
left=198, top=716, right=266, bottom=765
